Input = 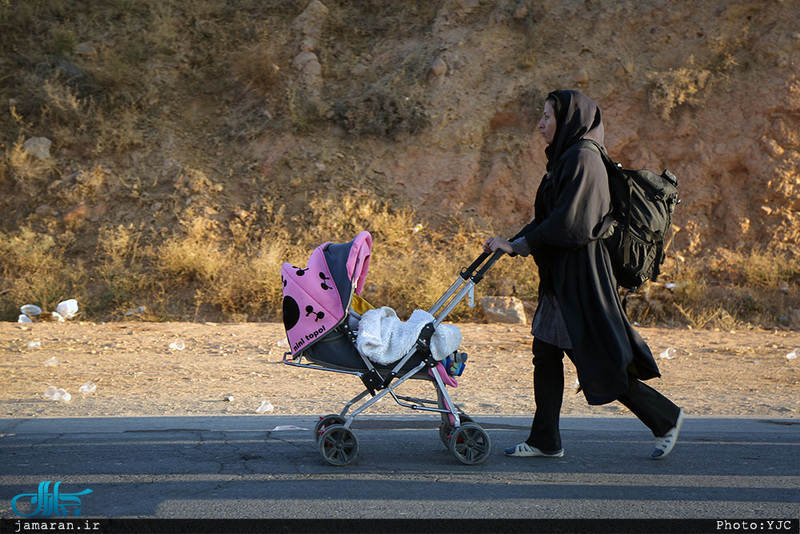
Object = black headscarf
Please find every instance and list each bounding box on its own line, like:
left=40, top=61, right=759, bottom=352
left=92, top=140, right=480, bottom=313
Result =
left=544, top=90, right=605, bottom=171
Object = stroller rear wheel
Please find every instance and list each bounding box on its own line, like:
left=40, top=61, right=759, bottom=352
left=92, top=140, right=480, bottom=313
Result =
left=318, top=425, right=359, bottom=466
left=449, top=423, right=491, bottom=465
left=314, top=414, right=346, bottom=442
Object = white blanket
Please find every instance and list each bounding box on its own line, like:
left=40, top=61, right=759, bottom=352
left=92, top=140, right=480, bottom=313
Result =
left=356, top=307, right=462, bottom=365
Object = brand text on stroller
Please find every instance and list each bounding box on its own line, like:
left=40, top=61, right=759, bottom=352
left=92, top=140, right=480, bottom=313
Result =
left=292, top=325, right=327, bottom=353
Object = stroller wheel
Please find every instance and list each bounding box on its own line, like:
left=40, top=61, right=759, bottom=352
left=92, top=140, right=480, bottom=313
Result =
left=438, top=414, right=473, bottom=449
left=438, top=424, right=453, bottom=449
left=314, top=414, right=346, bottom=441
left=319, top=425, right=359, bottom=466
left=449, top=423, right=491, bottom=465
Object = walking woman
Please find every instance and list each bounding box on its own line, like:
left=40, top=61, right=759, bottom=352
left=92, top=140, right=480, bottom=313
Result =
left=484, top=90, right=684, bottom=459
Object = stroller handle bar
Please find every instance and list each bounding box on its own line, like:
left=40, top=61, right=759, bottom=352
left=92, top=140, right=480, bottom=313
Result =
left=429, top=249, right=505, bottom=324
left=461, top=249, right=505, bottom=284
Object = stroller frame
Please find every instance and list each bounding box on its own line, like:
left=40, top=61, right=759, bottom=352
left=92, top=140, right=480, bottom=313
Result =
left=283, top=250, right=503, bottom=466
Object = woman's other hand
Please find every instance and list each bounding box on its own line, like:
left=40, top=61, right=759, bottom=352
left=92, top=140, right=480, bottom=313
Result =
left=483, top=237, right=514, bottom=254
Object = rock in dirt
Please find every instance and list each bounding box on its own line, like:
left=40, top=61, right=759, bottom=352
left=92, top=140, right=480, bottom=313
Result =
left=481, top=296, right=527, bottom=325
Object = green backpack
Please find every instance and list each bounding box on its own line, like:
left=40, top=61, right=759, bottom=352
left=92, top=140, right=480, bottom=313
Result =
left=581, top=140, right=680, bottom=290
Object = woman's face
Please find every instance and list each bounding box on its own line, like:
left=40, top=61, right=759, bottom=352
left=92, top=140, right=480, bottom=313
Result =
left=538, top=99, right=557, bottom=145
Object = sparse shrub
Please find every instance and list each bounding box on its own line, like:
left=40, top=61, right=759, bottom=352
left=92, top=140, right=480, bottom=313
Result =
left=230, top=33, right=284, bottom=98
left=47, top=24, right=76, bottom=56
left=0, top=0, right=10, bottom=24
left=94, top=46, right=146, bottom=96
left=7, top=140, right=57, bottom=196
left=96, top=224, right=152, bottom=312
left=77, top=164, right=107, bottom=192
left=155, top=215, right=288, bottom=320
left=42, top=77, right=87, bottom=125
left=0, top=226, right=87, bottom=320
left=0, top=158, right=7, bottom=189
left=207, top=239, right=288, bottom=319
left=93, top=105, right=145, bottom=156
left=330, top=43, right=432, bottom=138
left=286, top=86, right=323, bottom=133
left=647, top=58, right=712, bottom=120
left=635, top=250, right=800, bottom=329
left=334, top=84, right=428, bottom=138
left=728, top=248, right=800, bottom=288
left=158, top=217, right=229, bottom=285
left=146, top=1, right=181, bottom=56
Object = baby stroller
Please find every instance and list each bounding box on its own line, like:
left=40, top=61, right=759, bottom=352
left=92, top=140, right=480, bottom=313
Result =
left=281, top=231, right=503, bottom=466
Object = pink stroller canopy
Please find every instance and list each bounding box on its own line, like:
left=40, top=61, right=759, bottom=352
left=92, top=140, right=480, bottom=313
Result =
left=281, top=231, right=372, bottom=355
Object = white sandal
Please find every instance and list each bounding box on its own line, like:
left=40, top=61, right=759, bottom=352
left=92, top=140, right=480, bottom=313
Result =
left=651, top=409, right=685, bottom=459
left=505, top=443, right=564, bottom=457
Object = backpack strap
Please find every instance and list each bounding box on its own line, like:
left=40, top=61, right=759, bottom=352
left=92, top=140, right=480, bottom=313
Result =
left=577, top=140, right=634, bottom=266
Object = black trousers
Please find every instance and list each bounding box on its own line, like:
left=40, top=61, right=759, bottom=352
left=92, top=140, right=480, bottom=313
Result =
left=526, top=338, right=681, bottom=452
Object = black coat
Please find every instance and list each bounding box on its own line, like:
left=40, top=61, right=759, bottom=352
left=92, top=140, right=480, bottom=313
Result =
left=515, top=91, right=661, bottom=405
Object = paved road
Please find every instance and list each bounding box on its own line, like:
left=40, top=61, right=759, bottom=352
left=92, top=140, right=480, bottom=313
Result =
left=0, top=415, right=798, bottom=526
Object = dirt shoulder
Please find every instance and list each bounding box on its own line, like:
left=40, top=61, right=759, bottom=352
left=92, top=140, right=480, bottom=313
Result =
left=1, top=322, right=798, bottom=420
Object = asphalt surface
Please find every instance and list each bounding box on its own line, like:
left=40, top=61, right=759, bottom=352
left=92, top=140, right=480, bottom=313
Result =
left=1, top=414, right=798, bottom=529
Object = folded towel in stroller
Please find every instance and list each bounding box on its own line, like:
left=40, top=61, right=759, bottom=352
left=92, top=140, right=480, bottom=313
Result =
left=356, top=307, right=462, bottom=365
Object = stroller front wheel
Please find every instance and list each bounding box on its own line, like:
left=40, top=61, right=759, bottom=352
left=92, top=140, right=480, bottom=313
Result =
left=438, top=414, right=473, bottom=449
left=319, top=425, right=359, bottom=466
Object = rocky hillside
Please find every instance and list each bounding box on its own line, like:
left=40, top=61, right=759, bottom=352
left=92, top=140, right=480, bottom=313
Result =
left=1, top=0, right=799, bottom=320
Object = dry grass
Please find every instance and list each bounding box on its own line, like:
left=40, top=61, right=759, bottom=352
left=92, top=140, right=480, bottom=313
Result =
left=623, top=250, right=800, bottom=330
left=1, top=185, right=797, bottom=328
left=95, top=224, right=152, bottom=313
left=0, top=227, right=87, bottom=319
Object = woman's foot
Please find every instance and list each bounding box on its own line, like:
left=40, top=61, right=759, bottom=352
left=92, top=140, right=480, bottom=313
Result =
left=651, top=409, right=685, bottom=459
left=505, top=442, right=564, bottom=457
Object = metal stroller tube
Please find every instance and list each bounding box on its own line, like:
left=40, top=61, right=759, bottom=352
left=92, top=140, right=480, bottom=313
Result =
left=429, top=250, right=505, bottom=325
